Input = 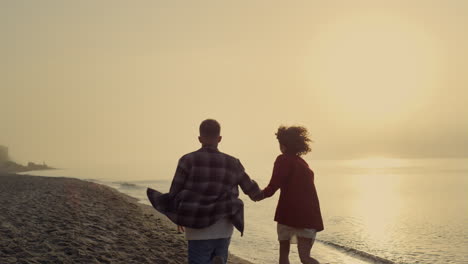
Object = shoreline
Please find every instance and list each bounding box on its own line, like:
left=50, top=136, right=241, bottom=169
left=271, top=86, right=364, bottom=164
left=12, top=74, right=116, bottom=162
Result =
left=0, top=173, right=252, bottom=264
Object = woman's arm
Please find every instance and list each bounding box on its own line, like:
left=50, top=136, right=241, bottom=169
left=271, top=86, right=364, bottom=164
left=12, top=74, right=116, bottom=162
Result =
left=263, top=155, right=290, bottom=198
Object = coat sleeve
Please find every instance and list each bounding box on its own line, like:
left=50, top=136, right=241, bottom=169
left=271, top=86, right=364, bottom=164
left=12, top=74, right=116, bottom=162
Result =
left=262, top=155, right=290, bottom=198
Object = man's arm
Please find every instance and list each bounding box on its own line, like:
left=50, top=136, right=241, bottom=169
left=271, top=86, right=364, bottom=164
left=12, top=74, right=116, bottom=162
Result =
left=237, top=160, right=263, bottom=201
left=169, top=156, right=189, bottom=197
left=169, top=156, right=189, bottom=232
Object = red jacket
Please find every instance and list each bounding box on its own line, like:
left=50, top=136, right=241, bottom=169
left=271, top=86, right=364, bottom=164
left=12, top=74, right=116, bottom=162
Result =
left=263, top=154, right=324, bottom=231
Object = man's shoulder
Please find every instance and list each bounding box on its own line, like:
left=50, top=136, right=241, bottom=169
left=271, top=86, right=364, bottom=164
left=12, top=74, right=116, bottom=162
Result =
left=217, top=151, right=239, bottom=162
left=185, top=149, right=238, bottom=159
left=179, top=149, right=241, bottom=167
left=177, top=150, right=198, bottom=163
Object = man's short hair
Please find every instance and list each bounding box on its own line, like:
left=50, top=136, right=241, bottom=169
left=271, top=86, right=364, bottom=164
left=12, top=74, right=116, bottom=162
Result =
left=199, top=119, right=221, bottom=138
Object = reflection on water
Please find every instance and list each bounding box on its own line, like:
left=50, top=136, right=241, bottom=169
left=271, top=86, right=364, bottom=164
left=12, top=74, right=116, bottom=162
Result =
left=316, top=158, right=468, bottom=264
left=344, top=157, right=411, bottom=169
left=351, top=173, right=402, bottom=250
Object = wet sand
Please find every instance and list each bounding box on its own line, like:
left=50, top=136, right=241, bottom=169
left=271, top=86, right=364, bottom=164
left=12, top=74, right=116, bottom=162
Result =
left=0, top=174, right=251, bottom=264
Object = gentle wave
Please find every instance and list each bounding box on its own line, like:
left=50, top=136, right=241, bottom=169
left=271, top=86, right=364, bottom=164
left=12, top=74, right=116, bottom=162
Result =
left=113, top=182, right=145, bottom=189
left=84, top=178, right=99, bottom=182
left=318, top=240, right=395, bottom=264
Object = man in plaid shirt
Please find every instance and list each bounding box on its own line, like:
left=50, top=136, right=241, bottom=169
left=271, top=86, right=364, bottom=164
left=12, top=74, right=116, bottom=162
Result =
left=148, top=119, right=262, bottom=264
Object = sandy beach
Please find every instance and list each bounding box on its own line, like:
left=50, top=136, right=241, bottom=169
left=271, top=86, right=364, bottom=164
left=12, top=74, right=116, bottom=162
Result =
left=0, top=173, right=251, bottom=264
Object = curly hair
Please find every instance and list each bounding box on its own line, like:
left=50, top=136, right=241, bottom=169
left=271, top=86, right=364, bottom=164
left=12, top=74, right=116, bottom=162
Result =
left=275, top=126, right=312, bottom=156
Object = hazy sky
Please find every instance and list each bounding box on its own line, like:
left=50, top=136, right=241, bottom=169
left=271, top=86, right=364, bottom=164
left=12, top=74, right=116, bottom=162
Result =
left=1, top=0, right=467, bottom=168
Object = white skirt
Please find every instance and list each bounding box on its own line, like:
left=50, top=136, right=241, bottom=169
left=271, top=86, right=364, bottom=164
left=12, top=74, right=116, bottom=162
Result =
left=277, top=223, right=317, bottom=244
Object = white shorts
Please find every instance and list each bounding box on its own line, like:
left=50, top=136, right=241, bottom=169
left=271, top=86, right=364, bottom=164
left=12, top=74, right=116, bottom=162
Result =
left=277, top=223, right=317, bottom=244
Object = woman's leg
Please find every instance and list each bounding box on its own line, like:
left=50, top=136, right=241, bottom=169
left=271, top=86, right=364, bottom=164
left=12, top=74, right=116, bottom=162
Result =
left=279, top=240, right=291, bottom=264
left=297, top=237, right=320, bottom=264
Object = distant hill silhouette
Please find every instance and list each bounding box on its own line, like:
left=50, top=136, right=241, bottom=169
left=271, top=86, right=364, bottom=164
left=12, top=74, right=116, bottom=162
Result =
left=0, top=145, right=54, bottom=173
left=0, top=160, right=55, bottom=174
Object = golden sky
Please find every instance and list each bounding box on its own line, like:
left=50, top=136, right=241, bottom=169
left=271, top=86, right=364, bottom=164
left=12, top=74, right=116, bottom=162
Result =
left=1, top=0, right=467, bottom=167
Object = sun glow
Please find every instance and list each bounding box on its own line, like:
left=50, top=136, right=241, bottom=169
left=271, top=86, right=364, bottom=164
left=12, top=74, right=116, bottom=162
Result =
left=345, top=157, right=410, bottom=169
left=351, top=172, right=402, bottom=245
left=306, top=13, right=443, bottom=124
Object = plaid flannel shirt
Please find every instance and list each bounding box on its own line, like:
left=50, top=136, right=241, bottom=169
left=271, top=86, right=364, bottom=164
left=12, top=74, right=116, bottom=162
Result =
left=148, top=146, right=262, bottom=236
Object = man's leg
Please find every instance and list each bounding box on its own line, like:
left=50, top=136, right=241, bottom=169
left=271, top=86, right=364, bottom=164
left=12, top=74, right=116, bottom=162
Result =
left=297, top=237, right=320, bottom=264
left=188, top=240, right=215, bottom=264
left=279, top=240, right=291, bottom=264
left=212, top=237, right=231, bottom=264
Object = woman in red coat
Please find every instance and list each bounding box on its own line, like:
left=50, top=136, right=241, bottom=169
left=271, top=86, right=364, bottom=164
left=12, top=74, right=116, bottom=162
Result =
left=260, top=126, right=324, bottom=264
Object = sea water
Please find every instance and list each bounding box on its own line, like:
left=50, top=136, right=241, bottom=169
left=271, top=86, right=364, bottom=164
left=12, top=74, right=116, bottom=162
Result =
left=29, top=158, right=468, bottom=264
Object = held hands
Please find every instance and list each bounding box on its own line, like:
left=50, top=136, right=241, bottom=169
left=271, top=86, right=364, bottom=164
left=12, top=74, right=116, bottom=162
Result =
left=252, top=191, right=265, bottom=202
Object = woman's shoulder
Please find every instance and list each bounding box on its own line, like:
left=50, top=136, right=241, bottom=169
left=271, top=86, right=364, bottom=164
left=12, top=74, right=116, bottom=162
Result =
left=274, top=154, right=287, bottom=164
left=275, top=153, right=299, bottom=164
left=285, top=155, right=311, bottom=169
left=275, top=154, right=288, bottom=161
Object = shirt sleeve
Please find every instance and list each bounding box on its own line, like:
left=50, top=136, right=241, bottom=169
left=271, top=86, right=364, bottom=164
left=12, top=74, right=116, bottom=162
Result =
left=263, top=155, right=290, bottom=198
left=237, top=159, right=263, bottom=201
left=169, top=156, right=189, bottom=196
